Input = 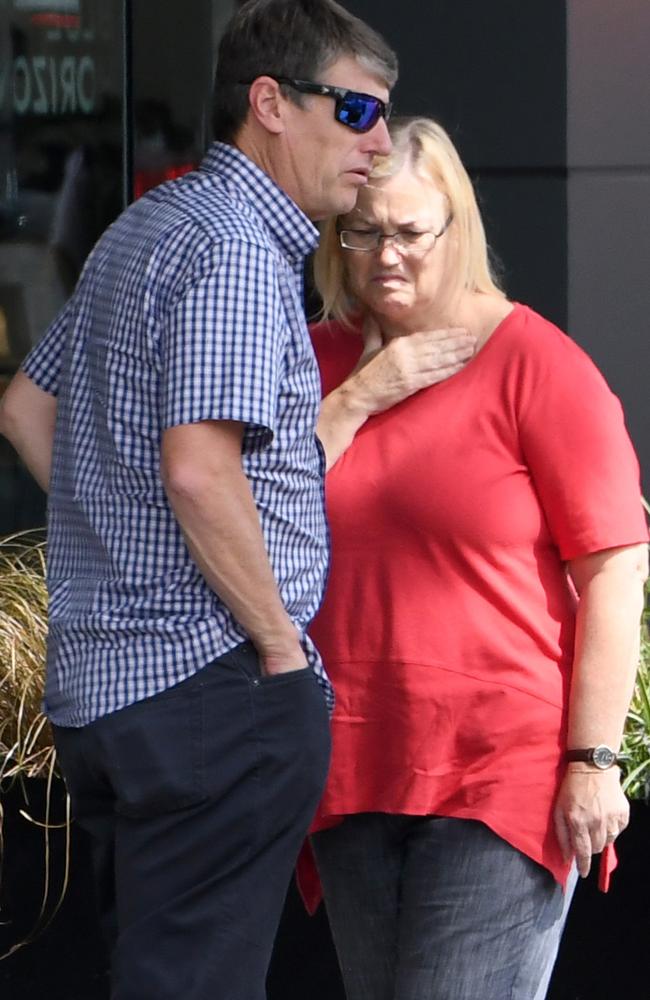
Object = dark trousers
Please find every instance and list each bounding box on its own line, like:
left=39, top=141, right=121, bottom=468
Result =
left=53, top=642, right=331, bottom=1000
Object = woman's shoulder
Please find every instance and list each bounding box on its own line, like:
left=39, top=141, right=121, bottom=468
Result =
left=499, top=303, right=603, bottom=371
left=497, top=304, right=620, bottom=416
left=496, top=302, right=565, bottom=345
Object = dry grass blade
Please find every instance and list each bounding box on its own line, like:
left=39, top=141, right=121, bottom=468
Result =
left=0, top=760, right=72, bottom=960
left=0, top=530, right=53, bottom=780
left=0, top=529, right=72, bottom=959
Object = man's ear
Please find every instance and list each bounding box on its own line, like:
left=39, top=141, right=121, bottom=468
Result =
left=247, top=76, right=286, bottom=135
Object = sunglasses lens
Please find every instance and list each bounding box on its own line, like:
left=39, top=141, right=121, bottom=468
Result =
left=337, top=95, right=381, bottom=132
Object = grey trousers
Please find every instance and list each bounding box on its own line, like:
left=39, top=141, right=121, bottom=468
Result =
left=312, top=813, right=577, bottom=1000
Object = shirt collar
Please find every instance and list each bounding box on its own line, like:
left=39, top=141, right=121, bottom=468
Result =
left=199, top=142, right=320, bottom=261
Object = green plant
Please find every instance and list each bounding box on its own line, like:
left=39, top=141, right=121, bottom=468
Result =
left=620, top=575, right=650, bottom=802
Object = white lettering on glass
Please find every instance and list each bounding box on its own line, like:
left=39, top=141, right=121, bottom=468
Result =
left=9, top=55, right=97, bottom=115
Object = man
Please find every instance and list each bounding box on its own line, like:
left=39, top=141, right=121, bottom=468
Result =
left=0, top=1, right=473, bottom=996
left=0, top=3, right=396, bottom=996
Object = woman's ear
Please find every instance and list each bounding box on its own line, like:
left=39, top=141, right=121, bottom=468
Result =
left=247, top=76, right=285, bottom=135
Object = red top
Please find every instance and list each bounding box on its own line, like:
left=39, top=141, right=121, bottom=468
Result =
left=303, top=304, right=647, bottom=904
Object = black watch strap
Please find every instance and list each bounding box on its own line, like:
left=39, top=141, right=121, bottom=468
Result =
left=565, top=745, right=618, bottom=769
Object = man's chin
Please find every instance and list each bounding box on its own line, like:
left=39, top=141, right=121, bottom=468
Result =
left=309, top=185, right=360, bottom=222
left=331, top=188, right=361, bottom=218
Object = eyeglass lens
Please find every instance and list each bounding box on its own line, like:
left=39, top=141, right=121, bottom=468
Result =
left=340, top=231, right=434, bottom=251
left=337, top=95, right=381, bottom=132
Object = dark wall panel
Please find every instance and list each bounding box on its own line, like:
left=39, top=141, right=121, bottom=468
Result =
left=346, top=0, right=566, bottom=168
left=474, top=172, right=567, bottom=329
left=345, top=0, right=568, bottom=328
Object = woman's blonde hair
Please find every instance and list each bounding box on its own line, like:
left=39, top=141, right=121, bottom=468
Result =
left=313, top=116, right=505, bottom=323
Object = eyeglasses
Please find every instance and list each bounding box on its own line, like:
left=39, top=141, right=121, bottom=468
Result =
left=240, top=76, right=392, bottom=133
left=338, top=214, right=454, bottom=253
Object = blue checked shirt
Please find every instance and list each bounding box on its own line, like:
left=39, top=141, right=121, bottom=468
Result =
left=22, top=143, right=332, bottom=726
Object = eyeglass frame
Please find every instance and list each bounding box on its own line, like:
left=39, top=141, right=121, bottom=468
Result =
left=337, top=213, right=454, bottom=253
left=238, top=76, right=392, bottom=133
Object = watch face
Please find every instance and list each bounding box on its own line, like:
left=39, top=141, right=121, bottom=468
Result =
left=592, top=745, right=616, bottom=769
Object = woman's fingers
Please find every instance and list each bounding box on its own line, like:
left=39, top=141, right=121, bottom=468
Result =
left=554, top=768, right=629, bottom=878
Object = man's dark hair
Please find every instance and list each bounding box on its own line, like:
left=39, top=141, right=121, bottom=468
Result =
left=212, top=0, right=398, bottom=143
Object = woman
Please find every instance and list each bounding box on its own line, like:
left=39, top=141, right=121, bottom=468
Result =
left=306, top=117, right=648, bottom=1000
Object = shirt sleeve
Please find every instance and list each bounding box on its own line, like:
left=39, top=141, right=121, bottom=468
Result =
left=516, top=318, right=648, bottom=560
left=21, top=299, right=72, bottom=396
left=159, top=240, right=285, bottom=440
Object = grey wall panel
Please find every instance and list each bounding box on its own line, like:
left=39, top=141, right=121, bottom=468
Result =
left=567, top=0, right=650, bottom=485
left=567, top=0, right=650, bottom=167
left=568, top=172, right=650, bottom=484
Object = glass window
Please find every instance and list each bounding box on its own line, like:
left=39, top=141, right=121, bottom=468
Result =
left=0, top=0, right=126, bottom=531
left=131, top=0, right=235, bottom=198
left=0, top=0, right=237, bottom=533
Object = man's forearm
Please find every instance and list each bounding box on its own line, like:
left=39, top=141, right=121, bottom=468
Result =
left=161, top=421, right=306, bottom=673
left=0, top=371, right=56, bottom=492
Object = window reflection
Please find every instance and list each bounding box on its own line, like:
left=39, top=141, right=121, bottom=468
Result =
left=0, top=1, right=124, bottom=353
left=0, top=0, right=235, bottom=533
left=0, top=0, right=124, bottom=530
left=129, top=0, right=229, bottom=198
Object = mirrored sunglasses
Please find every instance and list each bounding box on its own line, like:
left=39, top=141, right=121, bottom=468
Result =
left=240, top=76, right=391, bottom=133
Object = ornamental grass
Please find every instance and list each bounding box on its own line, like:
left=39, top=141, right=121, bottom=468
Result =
left=0, top=530, right=51, bottom=782
left=0, top=529, right=69, bottom=959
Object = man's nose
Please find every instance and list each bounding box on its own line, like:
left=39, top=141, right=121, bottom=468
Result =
left=364, top=116, right=392, bottom=156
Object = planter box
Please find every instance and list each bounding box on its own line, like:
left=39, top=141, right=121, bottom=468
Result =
left=2, top=783, right=646, bottom=999
left=548, top=800, right=650, bottom=999
left=0, top=778, right=109, bottom=1000
left=268, top=878, right=344, bottom=1000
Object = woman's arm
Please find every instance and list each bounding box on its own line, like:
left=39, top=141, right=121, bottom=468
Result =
left=317, top=322, right=474, bottom=471
left=554, top=542, right=648, bottom=876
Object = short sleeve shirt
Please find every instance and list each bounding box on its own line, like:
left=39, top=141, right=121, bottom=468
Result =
left=23, top=143, right=332, bottom=726
left=308, top=304, right=647, bottom=886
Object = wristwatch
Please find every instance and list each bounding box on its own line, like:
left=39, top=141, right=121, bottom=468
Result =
left=565, top=744, right=619, bottom=770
